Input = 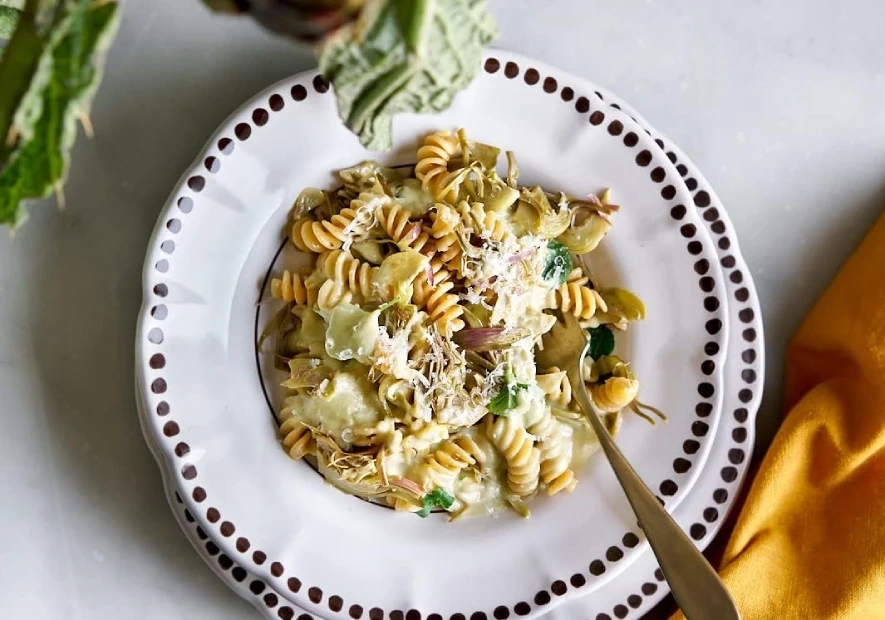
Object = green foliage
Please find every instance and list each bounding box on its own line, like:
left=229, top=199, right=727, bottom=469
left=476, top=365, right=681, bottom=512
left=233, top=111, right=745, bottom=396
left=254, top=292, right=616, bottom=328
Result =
left=319, top=0, right=497, bottom=150
left=417, top=487, right=455, bottom=517
left=489, top=380, right=529, bottom=415
left=0, top=4, right=22, bottom=40
left=542, top=240, right=573, bottom=286
left=587, top=325, right=615, bottom=360
left=0, top=0, right=120, bottom=226
left=488, top=364, right=528, bottom=416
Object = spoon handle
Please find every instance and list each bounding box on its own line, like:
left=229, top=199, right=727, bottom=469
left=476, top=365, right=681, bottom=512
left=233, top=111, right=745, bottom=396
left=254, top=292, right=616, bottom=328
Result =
left=568, top=359, right=741, bottom=620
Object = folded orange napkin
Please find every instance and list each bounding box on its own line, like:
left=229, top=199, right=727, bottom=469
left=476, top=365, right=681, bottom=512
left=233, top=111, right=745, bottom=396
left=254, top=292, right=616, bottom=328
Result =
left=673, top=210, right=885, bottom=619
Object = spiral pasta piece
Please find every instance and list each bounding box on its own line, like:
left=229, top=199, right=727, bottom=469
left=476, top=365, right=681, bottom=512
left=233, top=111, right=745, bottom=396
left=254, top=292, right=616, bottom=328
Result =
left=590, top=376, right=640, bottom=413
left=415, top=131, right=460, bottom=198
left=419, top=435, right=485, bottom=491
left=425, top=280, right=465, bottom=336
left=319, top=250, right=378, bottom=300
left=430, top=203, right=460, bottom=238
left=528, top=409, right=577, bottom=495
left=565, top=267, right=589, bottom=286
left=290, top=217, right=341, bottom=253
left=480, top=210, right=514, bottom=243
left=536, top=367, right=573, bottom=409
left=413, top=254, right=454, bottom=307
left=456, top=200, right=485, bottom=230
left=316, top=278, right=353, bottom=312
left=485, top=417, right=540, bottom=496
left=290, top=205, right=372, bottom=253
left=376, top=203, right=434, bottom=254
left=555, top=281, right=605, bottom=320
left=271, top=270, right=316, bottom=306
left=279, top=417, right=314, bottom=460
left=539, top=448, right=577, bottom=495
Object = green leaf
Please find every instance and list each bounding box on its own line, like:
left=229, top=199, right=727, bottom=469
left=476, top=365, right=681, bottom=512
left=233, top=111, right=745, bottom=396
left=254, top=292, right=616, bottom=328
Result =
left=0, top=0, right=120, bottom=226
left=319, top=0, right=497, bottom=150
left=417, top=487, right=455, bottom=517
left=542, top=240, right=573, bottom=286
left=587, top=325, right=615, bottom=361
left=488, top=380, right=529, bottom=416
left=0, top=5, right=22, bottom=40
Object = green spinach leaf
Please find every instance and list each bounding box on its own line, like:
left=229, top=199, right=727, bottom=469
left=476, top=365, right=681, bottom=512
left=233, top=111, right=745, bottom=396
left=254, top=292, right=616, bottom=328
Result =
left=417, top=487, right=455, bottom=517
left=587, top=325, right=615, bottom=360
left=542, top=240, right=573, bottom=286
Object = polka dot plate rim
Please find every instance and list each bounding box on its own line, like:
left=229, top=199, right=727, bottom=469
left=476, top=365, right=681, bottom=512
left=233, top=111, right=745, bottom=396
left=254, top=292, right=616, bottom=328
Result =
left=135, top=50, right=733, bottom=619
left=135, top=51, right=762, bottom=620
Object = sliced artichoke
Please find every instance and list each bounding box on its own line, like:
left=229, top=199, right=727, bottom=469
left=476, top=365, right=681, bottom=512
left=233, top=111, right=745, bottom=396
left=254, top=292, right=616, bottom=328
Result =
left=282, top=358, right=335, bottom=391
left=515, top=186, right=571, bottom=239
left=599, top=287, right=646, bottom=322
left=292, top=187, right=331, bottom=220
left=483, top=177, right=520, bottom=213
left=462, top=303, right=493, bottom=328
left=375, top=250, right=429, bottom=301
left=350, top=239, right=386, bottom=265
left=557, top=212, right=611, bottom=254
left=390, top=177, right=434, bottom=216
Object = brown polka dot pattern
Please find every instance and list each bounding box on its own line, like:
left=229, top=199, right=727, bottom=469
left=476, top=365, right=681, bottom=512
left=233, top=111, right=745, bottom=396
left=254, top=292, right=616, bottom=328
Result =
left=269, top=94, right=285, bottom=111
left=291, top=84, right=308, bottom=101
left=218, top=137, right=234, bottom=154
left=187, top=176, right=205, bottom=192
left=140, top=61, right=761, bottom=620
left=312, top=75, right=329, bottom=93
left=588, top=88, right=761, bottom=591
left=253, top=108, right=269, bottom=126
left=235, top=122, right=251, bottom=140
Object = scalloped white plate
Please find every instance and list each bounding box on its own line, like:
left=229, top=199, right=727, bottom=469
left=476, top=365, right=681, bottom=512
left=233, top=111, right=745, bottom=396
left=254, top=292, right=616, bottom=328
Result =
left=135, top=51, right=734, bottom=619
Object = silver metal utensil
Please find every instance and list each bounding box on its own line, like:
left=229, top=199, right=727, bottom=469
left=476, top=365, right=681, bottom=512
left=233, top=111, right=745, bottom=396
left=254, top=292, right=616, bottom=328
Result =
left=538, top=313, right=741, bottom=620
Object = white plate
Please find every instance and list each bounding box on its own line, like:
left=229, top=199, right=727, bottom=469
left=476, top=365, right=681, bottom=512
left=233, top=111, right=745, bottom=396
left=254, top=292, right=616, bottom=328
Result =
left=135, top=52, right=732, bottom=619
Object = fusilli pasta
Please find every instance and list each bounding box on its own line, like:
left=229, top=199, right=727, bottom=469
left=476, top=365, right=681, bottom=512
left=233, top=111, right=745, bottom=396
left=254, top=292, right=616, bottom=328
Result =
left=415, top=131, right=460, bottom=199
left=590, top=376, right=640, bottom=413
left=425, top=280, right=466, bottom=337
left=485, top=416, right=541, bottom=497
left=316, top=278, right=353, bottom=312
left=529, top=409, right=577, bottom=495
left=279, top=417, right=314, bottom=460
left=271, top=270, right=316, bottom=306
left=418, top=435, right=485, bottom=491
left=264, top=128, right=648, bottom=519
left=319, top=250, right=378, bottom=300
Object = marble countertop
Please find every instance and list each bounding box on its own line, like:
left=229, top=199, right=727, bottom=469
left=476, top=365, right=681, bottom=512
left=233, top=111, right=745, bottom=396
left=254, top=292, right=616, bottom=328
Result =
left=2, top=0, right=884, bottom=617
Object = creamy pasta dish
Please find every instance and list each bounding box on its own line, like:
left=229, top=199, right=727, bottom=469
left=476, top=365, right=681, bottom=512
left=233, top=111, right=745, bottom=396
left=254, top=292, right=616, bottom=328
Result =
left=263, top=130, right=650, bottom=519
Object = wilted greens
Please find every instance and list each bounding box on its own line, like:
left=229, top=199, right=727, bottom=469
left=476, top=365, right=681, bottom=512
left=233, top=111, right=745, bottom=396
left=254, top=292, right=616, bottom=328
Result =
left=319, top=0, right=497, bottom=150
left=0, top=0, right=119, bottom=226
left=0, top=0, right=496, bottom=227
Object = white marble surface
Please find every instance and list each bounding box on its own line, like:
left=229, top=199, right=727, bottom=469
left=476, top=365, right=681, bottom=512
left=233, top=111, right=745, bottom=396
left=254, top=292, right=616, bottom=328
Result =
left=1, top=0, right=884, bottom=618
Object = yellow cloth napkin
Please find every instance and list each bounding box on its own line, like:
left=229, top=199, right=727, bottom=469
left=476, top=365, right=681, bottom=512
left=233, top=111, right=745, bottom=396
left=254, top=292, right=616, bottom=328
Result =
left=673, top=211, right=885, bottom=619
